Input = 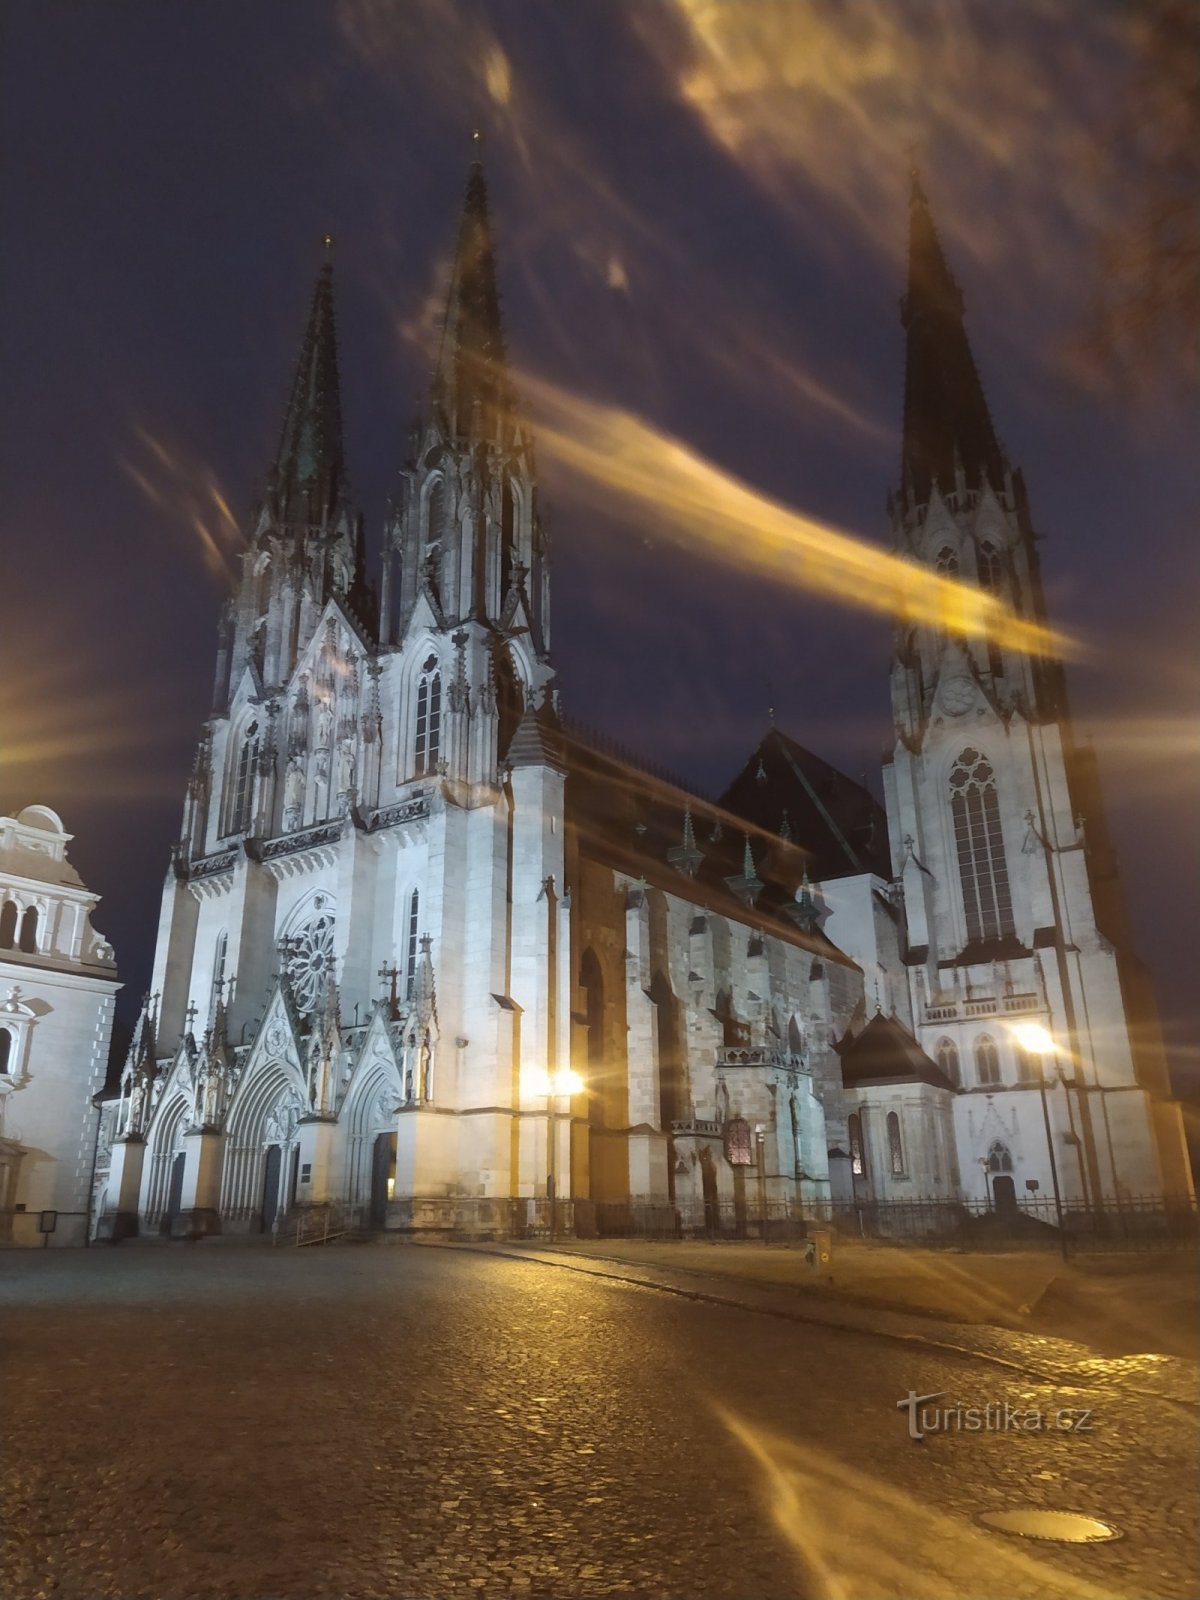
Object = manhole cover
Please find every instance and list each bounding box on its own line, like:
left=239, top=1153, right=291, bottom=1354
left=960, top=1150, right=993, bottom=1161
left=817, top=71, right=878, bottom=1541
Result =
left=977, top=1510, right=1122, bottom=1544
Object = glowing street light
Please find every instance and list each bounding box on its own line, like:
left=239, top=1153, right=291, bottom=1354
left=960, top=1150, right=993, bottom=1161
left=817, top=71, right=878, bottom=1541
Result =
left=1007, top=1021, right=1068, bottom=1260
left=533, top=1066, right=583, bottom=1242
left=1009, top=1021, right=1058, bottom=1058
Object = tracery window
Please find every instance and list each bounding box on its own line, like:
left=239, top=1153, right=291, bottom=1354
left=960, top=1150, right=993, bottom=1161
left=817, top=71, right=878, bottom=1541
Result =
left=949, top=748, right=1014, bottom=942
left=227, top=723, right=259, bottom=835
left=934, top=546, right=959, bottom=577
left=1016, top=1046, right=1039, bottom=1084
left=285, top=914, right=336, bottom=1014
left=975, top=1034, right=1001, bottom=1087
left=414, top=657, right=441, bottom=777
left=935, top=1037, right=960, bottom=1087
left=986, top=1140, right=1013, bottom=1174
left=724, top=1117, right=753, bottom=1167
left=887, top=1111, right=905, bottom=1176
left=848, top=1112, right=866, bottom=1177
left=978, top=542, right=1002, bottom=591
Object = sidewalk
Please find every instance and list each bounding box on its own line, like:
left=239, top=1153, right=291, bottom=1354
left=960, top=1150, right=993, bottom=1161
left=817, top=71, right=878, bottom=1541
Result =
left=511, top=1237, right=1198, bottom=1360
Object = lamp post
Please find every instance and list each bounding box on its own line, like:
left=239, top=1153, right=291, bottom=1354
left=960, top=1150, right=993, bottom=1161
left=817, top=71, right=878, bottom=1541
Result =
left=1009, top=1022, right=1068, bottom=1263
left=539, top=1068, right=583, bottom=1243
left=754, top=1123, right=767, bottom=1239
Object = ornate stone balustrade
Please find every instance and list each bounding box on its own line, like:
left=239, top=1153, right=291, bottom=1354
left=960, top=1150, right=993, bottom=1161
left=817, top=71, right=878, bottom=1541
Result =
left=924, top=993, right=1041, bottom=1023
left=716, top=1046, right=802, bottom=1071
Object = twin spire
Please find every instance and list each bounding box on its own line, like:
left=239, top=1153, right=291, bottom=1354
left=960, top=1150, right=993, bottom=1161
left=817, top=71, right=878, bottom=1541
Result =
left=270, top=156, right=1001, bottom=548
left=268, top=140, right=513, bottom=534
left=900, top=167, right=1007, bottom=507
left=270, top=238, right=347, bottom=531
left=431, top=147, right=514, bottom=443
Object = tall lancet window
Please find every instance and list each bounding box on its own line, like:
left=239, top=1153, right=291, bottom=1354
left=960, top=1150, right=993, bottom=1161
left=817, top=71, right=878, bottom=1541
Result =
left=413, top=657, right=441, bottom=777
left=227, top=723, right=259, bottom=835
left=405, top=889, right=420, bottom=1001
left=977, top=543, right=1004, bottom=676
left=978, top=542, right=1002, bottom=591
left=949, top=748, right=1014, bottom=942
left=425, top=480, right=446, bottom=601
left=934, top=546, right=959, bottom=577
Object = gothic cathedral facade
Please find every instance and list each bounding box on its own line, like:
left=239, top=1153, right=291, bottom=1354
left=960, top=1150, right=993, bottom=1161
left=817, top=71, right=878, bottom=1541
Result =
left=98, top=160, right=1192, bottom=1242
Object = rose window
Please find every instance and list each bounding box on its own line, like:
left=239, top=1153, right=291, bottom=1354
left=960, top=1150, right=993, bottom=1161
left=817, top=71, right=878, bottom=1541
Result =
left=286, top=914, right=336, bottom=1012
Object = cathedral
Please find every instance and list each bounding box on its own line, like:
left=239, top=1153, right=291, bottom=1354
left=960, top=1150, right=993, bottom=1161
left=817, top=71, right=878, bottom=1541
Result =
left=97, top=156, right=1193, bottom=1243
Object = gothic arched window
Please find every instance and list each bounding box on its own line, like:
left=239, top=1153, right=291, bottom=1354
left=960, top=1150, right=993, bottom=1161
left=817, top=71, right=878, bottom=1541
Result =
left=975, top=1034, right=1001, bottom=1087
left=414, top=657, right=441, bottom=777
left=427, top=478, right=446, bottom=547
left=887, top=1111, right=905, bottom=1176
left=0, top=901, right=17, bottom=948
left=986, top=1140, right=1013, bottom=1174
left=1016, top=1045, right=1039, bottom=1084
left=404, top=889, right=420, bottom=1001
left=0, top=1028, right=11, bottom=1074
left=978, top=542, right=1002, bottom=591
left=500, top=475, right=516, bottom=605
left=848, top=1112, right=866, bottom=1177
left=18, top=906, right=39, bottom=954
left=227, top=724, right=259, bottom=835
left=935, top=1037, right=960, bottom=1088
left=934, top=546, right=959, bottom=577
left=425, top=481, right=446, bottom=602
left=949, top=748, right=1014, bottom=942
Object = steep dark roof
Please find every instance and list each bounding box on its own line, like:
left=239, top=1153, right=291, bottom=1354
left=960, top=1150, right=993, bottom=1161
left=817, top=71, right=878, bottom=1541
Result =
left=717, top=727, right=890, bottom=881
left=270, top=245, right=348, bottom=529
left=837, top=1012, right=954, bottom=1091
left=560, top=725, right=856, bottom=968
left=900, top=170, right=1007, bottom=506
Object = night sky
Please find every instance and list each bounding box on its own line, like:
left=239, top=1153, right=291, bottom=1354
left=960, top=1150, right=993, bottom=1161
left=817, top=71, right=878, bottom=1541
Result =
left=3, top=3, right=1197, bottom=1088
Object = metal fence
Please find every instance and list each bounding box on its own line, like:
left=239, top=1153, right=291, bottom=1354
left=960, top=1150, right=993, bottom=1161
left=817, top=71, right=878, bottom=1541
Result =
left=583, top=1193, right=1199, bottom=1253
left=824, top=1193, right=1199, bottom=1253
left=594, top=1199, right=810, bottom=1243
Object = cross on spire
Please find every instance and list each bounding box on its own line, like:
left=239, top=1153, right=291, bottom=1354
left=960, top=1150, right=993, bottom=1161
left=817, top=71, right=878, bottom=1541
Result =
left=378, top=961, right=401, bottom=1020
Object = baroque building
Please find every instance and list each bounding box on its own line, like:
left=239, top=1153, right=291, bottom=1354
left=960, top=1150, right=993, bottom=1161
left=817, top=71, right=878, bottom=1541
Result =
left=98, top=159, right=1192, bottom=1242
left=0, top=806, right=120, bottom=1246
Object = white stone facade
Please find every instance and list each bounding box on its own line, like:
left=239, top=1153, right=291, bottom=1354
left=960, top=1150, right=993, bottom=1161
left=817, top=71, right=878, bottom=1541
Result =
left=0, top=806, right=120, bottom=1246
left=101, top=161, right=1192, bottom=1244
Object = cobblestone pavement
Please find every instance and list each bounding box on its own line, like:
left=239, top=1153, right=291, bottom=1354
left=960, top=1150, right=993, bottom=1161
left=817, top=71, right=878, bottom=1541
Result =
left=1, top=1244, right=1196, bottom=1600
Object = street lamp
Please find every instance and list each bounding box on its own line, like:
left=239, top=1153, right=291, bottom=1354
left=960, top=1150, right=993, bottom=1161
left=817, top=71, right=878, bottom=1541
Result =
left=1007, top=1022, right=1068, bottom=1262
left=529, top=1067, right=583, bottom=1242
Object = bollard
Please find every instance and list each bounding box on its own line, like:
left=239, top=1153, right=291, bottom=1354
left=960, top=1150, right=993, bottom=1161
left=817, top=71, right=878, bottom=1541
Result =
left=805, top=1227, right=833, bottom=1280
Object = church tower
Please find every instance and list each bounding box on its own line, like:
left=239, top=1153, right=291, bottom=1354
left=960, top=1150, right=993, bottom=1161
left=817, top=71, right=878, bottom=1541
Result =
left=380, top=144, right=555, bottom=794
left=883, top=171, right=1191, bottom=1210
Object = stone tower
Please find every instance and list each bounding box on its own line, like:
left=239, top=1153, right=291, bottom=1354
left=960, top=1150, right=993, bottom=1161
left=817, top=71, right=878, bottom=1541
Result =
left=883, top=170, right=1191, bottom=1209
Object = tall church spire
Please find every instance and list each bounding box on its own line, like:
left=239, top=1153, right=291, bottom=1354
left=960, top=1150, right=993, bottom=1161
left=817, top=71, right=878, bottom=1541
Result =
left=431, top=141, right=514, bottom=444
left=269, top=238, right=348, bottom=529
left=900, top=170, right=1006, bottom=506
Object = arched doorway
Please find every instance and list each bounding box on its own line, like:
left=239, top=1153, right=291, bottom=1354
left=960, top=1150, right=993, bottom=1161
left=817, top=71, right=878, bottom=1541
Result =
left=370, top=1131, right=397, bottom=1229
left=699, top=1147, right=719, bottom=1236
left=992, top=1174, right=1018, bottom=1218
left=261, top=1144, right=283, bottom=1232
left=164, top=1151, right=186, bottom=1236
